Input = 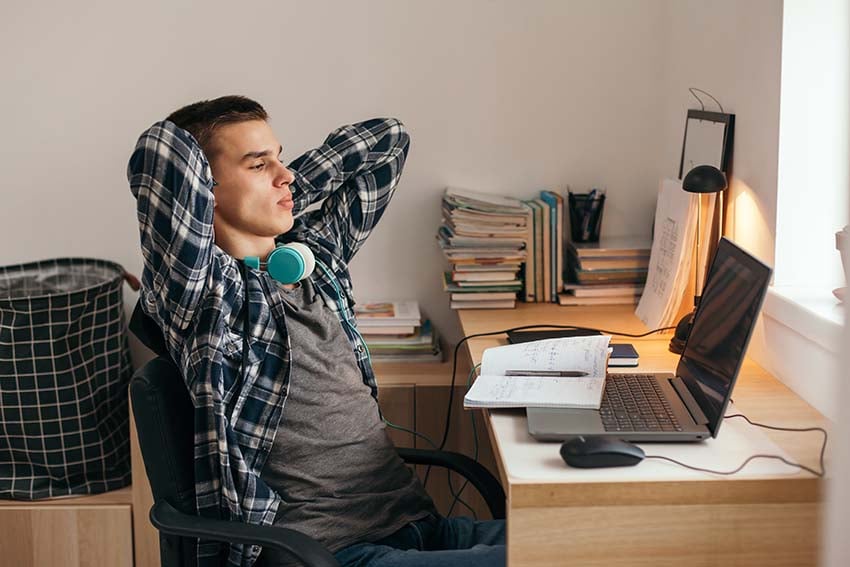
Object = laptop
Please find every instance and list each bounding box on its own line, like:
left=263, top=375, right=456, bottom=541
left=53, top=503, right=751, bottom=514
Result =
left=527, top=237, right=772, bottom=442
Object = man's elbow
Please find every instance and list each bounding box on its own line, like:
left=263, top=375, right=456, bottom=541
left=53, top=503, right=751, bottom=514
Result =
left=386, top=118, right=410, bottom=157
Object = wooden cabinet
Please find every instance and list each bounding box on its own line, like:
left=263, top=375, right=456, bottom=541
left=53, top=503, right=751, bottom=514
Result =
left=376, top=384, right=416, bottom=447
left=413, top=385, right=499, bottom=520
left=0, top=489, right=134, bottom=567
left=130, top=400, right=160, bottom=567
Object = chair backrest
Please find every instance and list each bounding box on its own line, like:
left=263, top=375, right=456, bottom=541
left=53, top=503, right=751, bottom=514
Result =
left=130, top=356, right=196, bottom=514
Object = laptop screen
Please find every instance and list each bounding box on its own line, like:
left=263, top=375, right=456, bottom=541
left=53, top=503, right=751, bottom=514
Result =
left=676, top=238, right=772, bottom=437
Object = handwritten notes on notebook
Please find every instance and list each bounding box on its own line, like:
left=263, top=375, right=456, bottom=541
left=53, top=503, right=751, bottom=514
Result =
left=463, top=336, right=612, bottom=409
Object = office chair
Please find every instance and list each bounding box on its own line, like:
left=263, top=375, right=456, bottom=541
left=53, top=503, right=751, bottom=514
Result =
left=130, top=355, right=506, bottom=567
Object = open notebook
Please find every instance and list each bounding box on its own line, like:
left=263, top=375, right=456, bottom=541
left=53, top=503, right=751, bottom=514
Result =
left=463, top=336, right=612, bottom=409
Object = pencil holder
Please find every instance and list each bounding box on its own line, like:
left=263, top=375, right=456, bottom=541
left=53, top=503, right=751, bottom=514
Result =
left=568, top=191, right=605, bottom=242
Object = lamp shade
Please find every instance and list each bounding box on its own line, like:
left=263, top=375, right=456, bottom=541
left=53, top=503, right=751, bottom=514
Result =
left=682, top=165, right=728, bottom=194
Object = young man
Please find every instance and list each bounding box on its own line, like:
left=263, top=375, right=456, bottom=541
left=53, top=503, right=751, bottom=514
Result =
left=128, top=96, right=505, bottom=567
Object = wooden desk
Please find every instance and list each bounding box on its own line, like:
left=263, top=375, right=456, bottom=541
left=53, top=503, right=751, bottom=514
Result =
left=457, top=303, right=827, bottom=566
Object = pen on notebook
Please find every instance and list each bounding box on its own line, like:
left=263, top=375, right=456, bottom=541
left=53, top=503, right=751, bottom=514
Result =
left=504, top=370, right=589, bottom=377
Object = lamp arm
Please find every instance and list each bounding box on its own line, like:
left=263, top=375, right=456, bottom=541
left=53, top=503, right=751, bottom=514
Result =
left=694, top=195, right=702, bottom=306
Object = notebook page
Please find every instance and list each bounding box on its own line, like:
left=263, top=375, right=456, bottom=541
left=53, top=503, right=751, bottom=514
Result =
left=464, top=374, right=604, bottom=408
left=480, top=336, right=611, bottom=378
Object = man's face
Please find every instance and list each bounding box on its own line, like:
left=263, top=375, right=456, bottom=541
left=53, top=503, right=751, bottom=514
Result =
left=208, top=119, right=295, bottom=239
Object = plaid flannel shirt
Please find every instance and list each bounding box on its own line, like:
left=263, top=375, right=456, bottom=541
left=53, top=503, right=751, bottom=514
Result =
left=128, top=117, right=410, bottom=567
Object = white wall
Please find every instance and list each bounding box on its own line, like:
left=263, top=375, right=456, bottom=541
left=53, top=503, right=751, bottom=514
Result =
left=827, top=248, right=850, bottom=562
left=657, top=0, right=784, bottom=265
left=825, top=3, right=850, bottom=564
left=653, top=0, right=791, bottom=402
left=0, top=0, right=669, bottom=350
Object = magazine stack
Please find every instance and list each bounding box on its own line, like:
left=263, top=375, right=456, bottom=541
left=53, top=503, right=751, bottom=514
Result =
left=354, top=300, right=443, bottom=362
left=437, top=187, right=527, bottom=309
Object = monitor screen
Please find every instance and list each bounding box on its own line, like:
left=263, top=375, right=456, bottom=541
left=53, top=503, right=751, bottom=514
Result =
left=676, top=238, right=772, bottom=437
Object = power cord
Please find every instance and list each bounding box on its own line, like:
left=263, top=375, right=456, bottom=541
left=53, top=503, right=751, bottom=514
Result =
left=688, top=87, right=725, bottom=113
left=445, top=363, right=482, bottom=519
left=383, top=417, right=440, bottom=452
left=644, top=413, right=827, bottom=477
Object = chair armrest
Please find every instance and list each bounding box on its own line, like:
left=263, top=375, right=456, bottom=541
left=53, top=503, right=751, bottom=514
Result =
left=396, top=448, right=506, bottom=520
left=150, top=500, right=340, bottom=567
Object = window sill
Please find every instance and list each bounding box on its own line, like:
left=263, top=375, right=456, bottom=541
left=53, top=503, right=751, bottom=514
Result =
left=763, top=286, right=844, bottom=352
left=757, top=285, right=844, bottom=420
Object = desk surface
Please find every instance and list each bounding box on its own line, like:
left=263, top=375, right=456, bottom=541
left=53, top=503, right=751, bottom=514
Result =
left=456, top=303, right=825, bottom=566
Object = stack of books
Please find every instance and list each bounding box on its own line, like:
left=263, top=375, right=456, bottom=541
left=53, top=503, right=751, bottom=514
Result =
left=559, top=237, right=652, bottom=306
left=354, top=300, right=443, bottom=362
left=438, top=187, right=527, bottom=309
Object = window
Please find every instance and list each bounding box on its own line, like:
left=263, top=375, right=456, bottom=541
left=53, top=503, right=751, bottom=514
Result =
left=774, top=0, right=849, bottom=295
left=758, top=0, right=848, bottom=419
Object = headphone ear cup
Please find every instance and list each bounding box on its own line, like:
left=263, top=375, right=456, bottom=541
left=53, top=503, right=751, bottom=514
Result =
left=284, top=242, right=315, bottom=278
left=266, top=243, right=315, bottom=284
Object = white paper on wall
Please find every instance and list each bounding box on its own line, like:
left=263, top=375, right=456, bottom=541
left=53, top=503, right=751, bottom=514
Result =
left=635, top=178, right=698, bottom=329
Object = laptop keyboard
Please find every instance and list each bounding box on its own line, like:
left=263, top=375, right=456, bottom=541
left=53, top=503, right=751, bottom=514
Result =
left=600, top=374, right=683, bottom=432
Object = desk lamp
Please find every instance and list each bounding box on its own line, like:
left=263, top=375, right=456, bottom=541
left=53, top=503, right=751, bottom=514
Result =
left=669, top=164, right=728, bottom=354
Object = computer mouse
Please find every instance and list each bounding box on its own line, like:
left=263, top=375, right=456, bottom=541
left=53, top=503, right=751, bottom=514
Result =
left=560, top=436, right=645, bottom=468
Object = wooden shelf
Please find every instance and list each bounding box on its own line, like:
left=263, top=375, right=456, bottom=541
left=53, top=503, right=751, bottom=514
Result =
left=0, top=486, right=132, bottom=507
left=373, top=359, right=471, bottom=386
left=0, top=487, right=134, bottom=566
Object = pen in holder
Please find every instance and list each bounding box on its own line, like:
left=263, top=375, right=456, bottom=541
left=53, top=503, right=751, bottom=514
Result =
left=568, top=189, right=606, bottom=243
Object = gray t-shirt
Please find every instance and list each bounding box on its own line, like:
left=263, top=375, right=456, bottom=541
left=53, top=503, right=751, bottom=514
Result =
left=260, top=278, right=435, bottom=556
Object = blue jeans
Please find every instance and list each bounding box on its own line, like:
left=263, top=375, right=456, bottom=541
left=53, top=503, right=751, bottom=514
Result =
left=333, top=514, right=505, bottom=567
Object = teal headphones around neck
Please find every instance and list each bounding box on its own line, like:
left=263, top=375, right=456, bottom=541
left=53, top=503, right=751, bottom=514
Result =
left=239, top=242, right=371, bottom=387
left=244, top=242, right=315, bottom=285
left=241, top=241, right=370, bottom=359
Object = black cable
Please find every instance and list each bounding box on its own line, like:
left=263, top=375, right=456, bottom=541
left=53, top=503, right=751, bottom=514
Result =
left=447, top=364, right=482, bottom=518
left=445, top=467, right=477, bottom=519
left=688, top=87, right=725, bottom=113
left=645, top=414, right=827, bottom=477
left=446, top=408, right=480, bottom=518
left=688, top=87, right=706, bottom=111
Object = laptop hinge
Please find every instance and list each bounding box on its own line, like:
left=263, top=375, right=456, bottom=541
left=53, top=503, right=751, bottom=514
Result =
left=671, top=377, right=709, bottom=425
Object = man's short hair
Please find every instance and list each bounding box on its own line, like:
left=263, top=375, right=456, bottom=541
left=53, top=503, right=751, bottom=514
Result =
left=166, top=95, right=268, bottom=158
